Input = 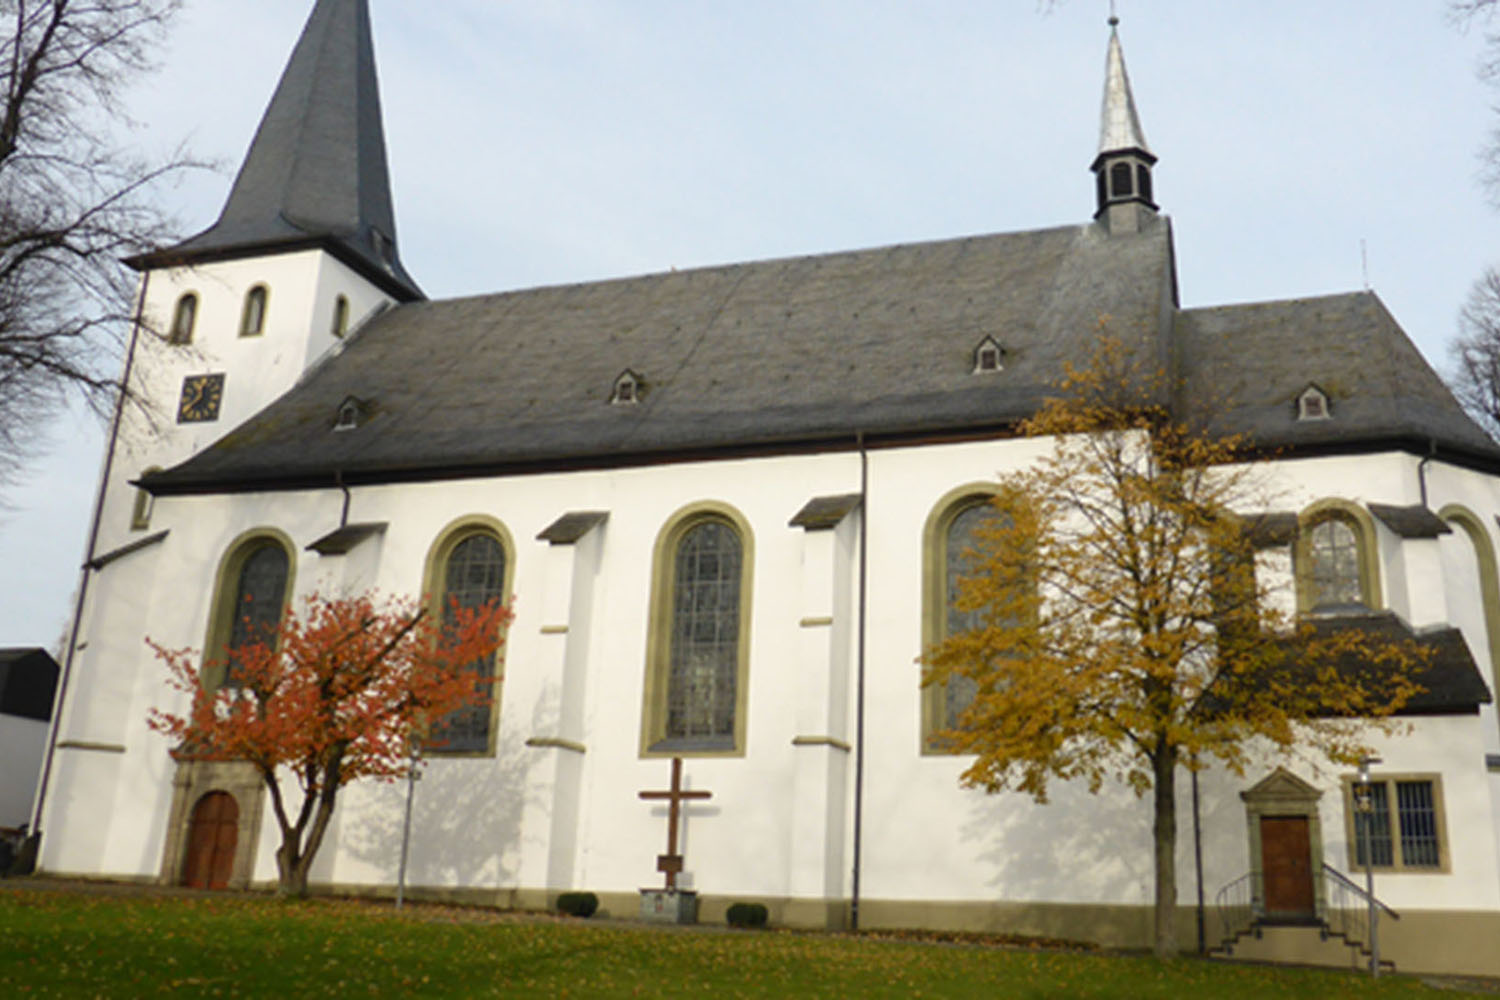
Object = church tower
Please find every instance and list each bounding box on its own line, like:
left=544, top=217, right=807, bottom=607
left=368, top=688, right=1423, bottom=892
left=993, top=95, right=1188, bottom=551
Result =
left=97, top=0, right=418, bottom=553
left=1091, top=17, right=1158, bottom=234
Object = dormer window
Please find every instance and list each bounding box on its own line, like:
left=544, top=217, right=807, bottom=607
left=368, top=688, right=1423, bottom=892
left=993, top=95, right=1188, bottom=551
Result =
left=1297, top=384, right=1331, bottom=421
left=240, top=285, right=269, bottom=337
left=972, top=337, right=1004, bottom=374
left=334, top=396, right=367, bottom=431
left=610, top=370, right=644, bottom=405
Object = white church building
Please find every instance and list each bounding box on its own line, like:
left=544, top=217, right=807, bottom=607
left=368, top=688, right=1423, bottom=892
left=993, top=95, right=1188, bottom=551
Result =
left=33, top=0, right=1500, bottom=975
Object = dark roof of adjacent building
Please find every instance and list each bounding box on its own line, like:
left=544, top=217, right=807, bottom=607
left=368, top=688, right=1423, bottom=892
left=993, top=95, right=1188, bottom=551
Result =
left=0, top=649, right=60, bottom=723
left=128, top=0, right=421, bottom=301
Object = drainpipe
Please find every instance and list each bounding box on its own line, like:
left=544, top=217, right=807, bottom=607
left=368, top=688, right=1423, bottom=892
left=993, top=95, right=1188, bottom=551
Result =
left=31, top=271, right=153, bottom=838
left=1192, top=758, right=1205, bottom=954
left=336, top=470, right=350, bottom=527
left=1416, top=438, right=1437, bottom=509
left=850, top=431, right=869, bottom=931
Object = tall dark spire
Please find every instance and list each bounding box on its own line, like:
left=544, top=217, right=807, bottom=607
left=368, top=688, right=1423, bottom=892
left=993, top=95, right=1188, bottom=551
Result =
left=1091, top=17, right=1158, bottom=232
left=135, top=0, right=422, bottom=300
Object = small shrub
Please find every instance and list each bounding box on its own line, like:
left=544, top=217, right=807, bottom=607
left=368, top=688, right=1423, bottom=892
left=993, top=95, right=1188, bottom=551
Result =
left=725, top=902, right=768, bottom=929
left=556, top=891, right=598, bottom=918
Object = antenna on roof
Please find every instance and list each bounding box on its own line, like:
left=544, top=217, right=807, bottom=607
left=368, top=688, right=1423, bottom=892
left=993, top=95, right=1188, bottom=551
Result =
left=1360, top=238, right=1371, bottom=290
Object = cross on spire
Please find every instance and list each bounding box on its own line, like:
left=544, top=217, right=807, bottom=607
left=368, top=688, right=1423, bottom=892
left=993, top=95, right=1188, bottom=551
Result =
left=638, top=757, right=713, bottom=891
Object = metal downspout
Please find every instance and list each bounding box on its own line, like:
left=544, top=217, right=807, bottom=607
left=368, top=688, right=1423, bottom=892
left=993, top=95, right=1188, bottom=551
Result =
left=1417, top=438, right=1437, bottom=508
left=31, top=270, right=153, bottom=836
left=850, top=431, right=869, bottom=930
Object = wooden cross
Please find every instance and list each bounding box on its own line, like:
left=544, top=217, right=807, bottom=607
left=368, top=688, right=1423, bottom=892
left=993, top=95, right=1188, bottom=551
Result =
left=638, top=756, right=712, bottom=891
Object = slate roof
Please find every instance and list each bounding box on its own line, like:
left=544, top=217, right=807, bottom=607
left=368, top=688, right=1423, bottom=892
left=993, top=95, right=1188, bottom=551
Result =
left=128, top=0, right=421, bottom=301
left=1296, top=610, right=1493, bottom=716
left=146, top=219, right=1179, bottom=493
left=1177, top=292, right=1500, bottom=465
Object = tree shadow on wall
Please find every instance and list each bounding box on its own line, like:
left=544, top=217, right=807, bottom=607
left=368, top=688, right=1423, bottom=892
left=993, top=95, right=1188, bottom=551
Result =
left=960, top=780, right=1153, bottom=906
left=340, top=725, right=538, bottom=890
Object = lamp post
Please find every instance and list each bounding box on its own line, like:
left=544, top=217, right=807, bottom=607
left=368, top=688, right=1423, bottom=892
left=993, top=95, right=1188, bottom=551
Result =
left=1356, top=755, right=1382, bottom=978
left=396, top=746, right=422, bottom=910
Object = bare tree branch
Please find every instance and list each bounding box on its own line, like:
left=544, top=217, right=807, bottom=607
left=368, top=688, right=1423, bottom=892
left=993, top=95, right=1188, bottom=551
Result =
left=0, top=0, right=198, bottom=487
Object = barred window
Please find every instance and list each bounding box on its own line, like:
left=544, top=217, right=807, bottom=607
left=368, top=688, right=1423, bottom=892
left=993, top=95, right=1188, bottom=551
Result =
left=1347, top=775, right=1446, bottom=872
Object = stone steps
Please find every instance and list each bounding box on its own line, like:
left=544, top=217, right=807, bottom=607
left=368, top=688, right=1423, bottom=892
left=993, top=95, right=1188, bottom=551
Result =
left=1210, top=924, right=1394, bottom=974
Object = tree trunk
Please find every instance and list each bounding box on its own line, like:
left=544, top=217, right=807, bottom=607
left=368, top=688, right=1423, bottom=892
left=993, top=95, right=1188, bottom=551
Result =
left=1151, top=745, right=1179, bottom=959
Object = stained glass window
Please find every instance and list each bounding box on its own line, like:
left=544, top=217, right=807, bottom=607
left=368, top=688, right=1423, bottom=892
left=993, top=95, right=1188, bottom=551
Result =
left=943, top=502, right=995, bottom=729
left=665, top=520, right=741, bottom=744
left=430, top=533, right=505, bottom=753
left=224, top=542, right=289, bottom=688
left=1309, top=518, right=1362, bottom=607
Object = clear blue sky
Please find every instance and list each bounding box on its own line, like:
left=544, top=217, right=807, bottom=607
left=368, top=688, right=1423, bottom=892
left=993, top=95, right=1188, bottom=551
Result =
left=0, top=0, right=1493, bottom=648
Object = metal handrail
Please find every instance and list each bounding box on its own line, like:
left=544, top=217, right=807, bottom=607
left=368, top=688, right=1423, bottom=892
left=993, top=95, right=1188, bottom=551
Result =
left=1214, top=865, right=1400, bottom=957
left=1321, top=863, right=1400, bottom=921
left=1213, top=870, right=1258, bottom=947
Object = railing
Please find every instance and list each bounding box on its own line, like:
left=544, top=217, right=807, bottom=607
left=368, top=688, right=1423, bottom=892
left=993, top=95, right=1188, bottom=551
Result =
left=1214, top=870, right=1259, bottom=948
left=1213, top=865, right=1399, bottom=958
left=1319, top=862, right=1400, bottom=957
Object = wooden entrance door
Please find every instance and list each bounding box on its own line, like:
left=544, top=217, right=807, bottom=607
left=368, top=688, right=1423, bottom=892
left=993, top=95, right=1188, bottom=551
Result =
left=1260, top=815, right=1315, bottom=921
left=182, top=791, right=238, bottom=889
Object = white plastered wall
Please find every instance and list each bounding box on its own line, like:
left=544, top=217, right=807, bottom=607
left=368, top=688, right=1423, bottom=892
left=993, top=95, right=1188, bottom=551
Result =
left=37, top=435, right=1500, bottom=920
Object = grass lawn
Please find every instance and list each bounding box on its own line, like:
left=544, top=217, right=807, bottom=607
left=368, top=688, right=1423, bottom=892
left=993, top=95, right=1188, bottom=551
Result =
left=0, top=887, right=1490, bottom=998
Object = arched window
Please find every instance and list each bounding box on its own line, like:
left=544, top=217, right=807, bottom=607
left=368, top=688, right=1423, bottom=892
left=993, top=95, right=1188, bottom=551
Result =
left=239, top=285, right=269, bottom=337
left=1308, top=519, right=1360, bottom=607
left=425, top=524, right=510, bottom=754
left=1110, top=161, right=1134, bottom=200
left=169, top=293, right=197, bottom=345
left=642, top=504, right=753, bottom=755
left=923, top=487, right=1016, bottom=751
left=207, top=534, right=293, bottom=691
left=1296, top=502, right=1379, bottom=612
left=331, top=295, right=349, bottom=338
left=940, top=503, right=991, bottom=724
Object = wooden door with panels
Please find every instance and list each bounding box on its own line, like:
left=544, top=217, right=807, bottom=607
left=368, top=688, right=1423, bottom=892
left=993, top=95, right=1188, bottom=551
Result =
left=182, top=791, right=239, bottom=890
left=1260, top=815, right=1315, bottom=921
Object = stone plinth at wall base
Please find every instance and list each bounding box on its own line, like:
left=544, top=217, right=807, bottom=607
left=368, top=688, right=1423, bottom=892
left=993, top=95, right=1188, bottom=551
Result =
left=640, top=889, right=698, bottom=924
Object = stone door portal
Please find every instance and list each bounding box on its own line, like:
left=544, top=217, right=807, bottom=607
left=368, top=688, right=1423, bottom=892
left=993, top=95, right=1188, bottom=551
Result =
left=182, top=791, right=239, bottom=889
left=1260, top=815, right=1315, bottom=921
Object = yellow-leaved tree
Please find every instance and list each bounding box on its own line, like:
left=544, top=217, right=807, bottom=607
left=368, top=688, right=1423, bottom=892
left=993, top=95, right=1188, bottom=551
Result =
left=922, top=335, right=1426, bottom=959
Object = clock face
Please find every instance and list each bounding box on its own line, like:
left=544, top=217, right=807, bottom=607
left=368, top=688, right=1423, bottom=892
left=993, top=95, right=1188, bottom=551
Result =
left=177, top=373, right=225, bottom=423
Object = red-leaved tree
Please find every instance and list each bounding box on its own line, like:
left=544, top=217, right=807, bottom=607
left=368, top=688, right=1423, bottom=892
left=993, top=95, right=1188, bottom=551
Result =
left=148, top=591, right=510, bottom=897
